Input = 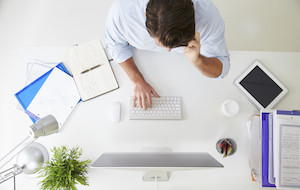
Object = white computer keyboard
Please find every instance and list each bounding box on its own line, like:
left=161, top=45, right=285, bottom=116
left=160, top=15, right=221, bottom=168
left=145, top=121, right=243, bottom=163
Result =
left=130, top=96, right=182, bottom=120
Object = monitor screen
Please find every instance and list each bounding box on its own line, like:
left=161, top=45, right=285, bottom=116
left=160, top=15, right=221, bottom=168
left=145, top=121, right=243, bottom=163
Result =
left=92, top=152, right=223, bottom=169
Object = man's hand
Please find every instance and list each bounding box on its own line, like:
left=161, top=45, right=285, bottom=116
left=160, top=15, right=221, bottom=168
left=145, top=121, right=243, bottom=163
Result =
left=183, top=32, right=222, bottom=78
left=119, top=57, right=160, bottom=110
left=183, top=32, right=201, bottom=66
left=133, top=80, right=160, bottom=110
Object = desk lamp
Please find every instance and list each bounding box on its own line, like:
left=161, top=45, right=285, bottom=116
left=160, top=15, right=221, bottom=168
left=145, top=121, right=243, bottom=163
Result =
left=0, top=115, right=58, bottom=184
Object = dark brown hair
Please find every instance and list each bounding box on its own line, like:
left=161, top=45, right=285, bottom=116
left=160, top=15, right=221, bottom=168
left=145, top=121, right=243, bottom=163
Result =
left=146, top=0, right=195, bottom=48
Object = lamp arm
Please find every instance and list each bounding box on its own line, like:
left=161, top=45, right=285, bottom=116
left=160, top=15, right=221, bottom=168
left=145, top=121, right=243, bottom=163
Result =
left=0, top=115, right=58, bottom=185
left=0, top=136, right=30, bottom=162
left=0, top=164, right=22, bottom=184
left=0, top=136, right=36, bottom=170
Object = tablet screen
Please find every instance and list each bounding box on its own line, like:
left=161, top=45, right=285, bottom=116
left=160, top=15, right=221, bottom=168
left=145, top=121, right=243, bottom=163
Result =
left=239, top=66, right=283, bottom=108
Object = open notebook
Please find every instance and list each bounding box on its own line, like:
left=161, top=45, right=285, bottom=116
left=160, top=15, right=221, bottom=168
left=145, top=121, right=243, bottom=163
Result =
left=64, top=40, right=119, bottom=101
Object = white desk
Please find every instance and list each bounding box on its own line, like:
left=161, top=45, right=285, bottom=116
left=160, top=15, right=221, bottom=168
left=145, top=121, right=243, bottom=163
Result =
left=1, top=49, right=300, bottom=190
left=0, top=1, right=300, bottom=189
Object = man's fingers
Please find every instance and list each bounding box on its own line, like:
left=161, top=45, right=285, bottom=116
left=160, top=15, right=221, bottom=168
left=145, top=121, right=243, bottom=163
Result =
left=142, top=96, right=147, bottom=110
left=133, top=96, right=137, bottom=107
left=146, top=94, right=152, bottom=108
left=183, top=47, right=189, bottom=54
left=151, top=88, right=160, bottom=98
left=187, top=40, right=199, bottom=48
left=133, top=81, right=159, bottom=110
left=138, top=96, right=142, bottom=108
left=185, top=32, right=200, bottom=49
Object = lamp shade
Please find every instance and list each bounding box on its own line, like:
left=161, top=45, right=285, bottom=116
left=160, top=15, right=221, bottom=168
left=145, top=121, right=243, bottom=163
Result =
left=16, top=142, right=49, bottom=174
left=28, top=115, right=59, bottom=138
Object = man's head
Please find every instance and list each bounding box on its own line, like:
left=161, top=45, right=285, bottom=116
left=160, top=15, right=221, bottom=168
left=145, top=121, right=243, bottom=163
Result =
left=146, top=0, right=195, bottom=50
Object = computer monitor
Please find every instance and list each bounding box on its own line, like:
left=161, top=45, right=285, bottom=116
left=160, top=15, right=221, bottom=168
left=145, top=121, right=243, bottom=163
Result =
left=91, top=152, right=223, bottom=181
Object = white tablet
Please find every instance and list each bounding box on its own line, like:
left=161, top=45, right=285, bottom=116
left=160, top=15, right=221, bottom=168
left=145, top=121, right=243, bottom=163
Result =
left=234, top=60, right=288, bottom=110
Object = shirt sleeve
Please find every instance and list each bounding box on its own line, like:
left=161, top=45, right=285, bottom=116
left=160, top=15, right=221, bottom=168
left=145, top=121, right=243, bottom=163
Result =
left=196, top=0, right=230, bottom=78
left=105, top=0, right=133, bottom=63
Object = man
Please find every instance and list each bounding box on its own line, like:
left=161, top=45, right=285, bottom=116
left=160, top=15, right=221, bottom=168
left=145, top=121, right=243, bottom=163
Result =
left=105, top=0, right=230, bottom=109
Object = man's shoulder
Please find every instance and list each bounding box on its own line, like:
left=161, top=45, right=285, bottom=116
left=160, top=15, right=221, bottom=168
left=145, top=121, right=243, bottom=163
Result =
left=111, top=0, right=148, bottom=13
left=193, top=0, right=223, bottom=26
left=192, top=0, right=214, bottom=6
left=192, top=0, right=215, bottom=15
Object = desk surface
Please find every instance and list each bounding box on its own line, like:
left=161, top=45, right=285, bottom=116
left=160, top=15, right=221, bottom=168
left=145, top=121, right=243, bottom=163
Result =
left=0, top=1, right=300, bottom=189
left=1, top=49, right=300, bottom=190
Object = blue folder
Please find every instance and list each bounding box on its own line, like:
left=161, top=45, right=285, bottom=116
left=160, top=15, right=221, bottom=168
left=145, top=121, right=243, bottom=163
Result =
left=277, top=110, right=300, bottom=116
left=15, top=63, right=71, bottom=123
left=261, top=112, right=276, bottom=187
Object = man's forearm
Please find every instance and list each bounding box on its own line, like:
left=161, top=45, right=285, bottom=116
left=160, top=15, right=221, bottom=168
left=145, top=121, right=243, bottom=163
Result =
left=193, top=55, right=222, bottom=78
left=183, top=32, right=223, bottom=78
left=119, top=57, right=145, bottom=84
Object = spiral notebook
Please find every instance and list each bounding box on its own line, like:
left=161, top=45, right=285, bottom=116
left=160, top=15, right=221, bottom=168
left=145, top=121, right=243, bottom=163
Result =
left=64, top=39, right=119, bottom=101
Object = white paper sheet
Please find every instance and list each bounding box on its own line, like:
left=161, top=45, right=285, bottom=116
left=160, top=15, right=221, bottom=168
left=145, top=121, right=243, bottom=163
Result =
left=25, top=61, right=57, bottom=85
left=248, top=115, right=262, bottom=181
left=17, top=47, right=67, bottom=91
left=26, top=67, right=80, bottom=128
left=17, top=61, right=59, bottom=111
left=273, top=111, right=300, bottom=189
left=279, top=125, right=300, bottom=187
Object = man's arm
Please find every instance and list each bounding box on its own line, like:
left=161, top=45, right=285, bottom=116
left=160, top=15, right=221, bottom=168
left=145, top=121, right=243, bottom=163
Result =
left=119, top=57, right=160, bottom=109
left=183, top=32, right=222, bottom=78
left=105, top=1, right=159, bottom=109
left=193, top=55, right=222, bottom=78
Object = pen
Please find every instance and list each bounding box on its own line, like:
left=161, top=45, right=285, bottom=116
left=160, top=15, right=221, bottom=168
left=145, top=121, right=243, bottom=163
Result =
left=224, top=144, right=229, bottom=158
left=220, top=141, right=226, bottom=149
left=81, top=64, right=102, bottom=74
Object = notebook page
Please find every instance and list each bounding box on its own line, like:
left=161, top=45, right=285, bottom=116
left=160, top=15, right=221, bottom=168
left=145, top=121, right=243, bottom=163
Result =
left=73, top=64, right=118, bottom=101
left=64, top=40, right=109, bottom=75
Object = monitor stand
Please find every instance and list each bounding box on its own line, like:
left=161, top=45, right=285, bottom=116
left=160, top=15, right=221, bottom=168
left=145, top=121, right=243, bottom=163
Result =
left=140, top=147, right=173, bottom=182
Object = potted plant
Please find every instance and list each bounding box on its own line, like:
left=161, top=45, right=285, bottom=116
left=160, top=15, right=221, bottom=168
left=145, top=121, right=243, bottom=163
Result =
left=38, top=146, right=91, bottom=190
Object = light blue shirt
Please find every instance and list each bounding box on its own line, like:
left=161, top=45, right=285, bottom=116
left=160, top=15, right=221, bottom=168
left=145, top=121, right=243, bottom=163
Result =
left=105, top=0, right=230, bottom=78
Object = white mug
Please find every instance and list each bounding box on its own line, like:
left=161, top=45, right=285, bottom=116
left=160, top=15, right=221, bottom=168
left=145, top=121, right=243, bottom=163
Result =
left=221, top=100, right=239, bottom=117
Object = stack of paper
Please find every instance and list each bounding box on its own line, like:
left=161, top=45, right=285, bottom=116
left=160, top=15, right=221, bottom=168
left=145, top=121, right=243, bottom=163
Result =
left=247, top=115, right=262, bottom=182
left=25, top=67, right=80, bottom=127
left=24, top=60, right=58, bottom=87
left=259, top=110, right=300, bottom=189
left=17, top=60, right=59, bottom=111
left=15, top=63, right=81, bottom=128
